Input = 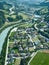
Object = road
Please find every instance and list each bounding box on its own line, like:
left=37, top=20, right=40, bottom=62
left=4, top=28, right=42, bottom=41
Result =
left=9, top=5, right=15, bottom=15
left=34, top=23, right=38, bottom=30
left=28, top=34, right=33, bottom=43
left=28, top=51, right=38, bottom=65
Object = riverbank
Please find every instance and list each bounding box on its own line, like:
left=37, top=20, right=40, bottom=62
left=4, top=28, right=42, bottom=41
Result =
left=0, top=20, right=21, bottom=34
left=0, top=27, right=13, bottom=65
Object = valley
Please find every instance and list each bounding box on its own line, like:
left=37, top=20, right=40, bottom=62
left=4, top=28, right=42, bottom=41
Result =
left=0, top=0, right=49, bottom=65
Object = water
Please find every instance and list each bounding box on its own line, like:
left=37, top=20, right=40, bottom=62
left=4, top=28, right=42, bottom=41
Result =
left=0, top=26, right=12, bottom=53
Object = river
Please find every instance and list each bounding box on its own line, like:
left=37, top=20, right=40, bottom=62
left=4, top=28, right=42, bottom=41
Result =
left=0, top=26, right=12, bottom=53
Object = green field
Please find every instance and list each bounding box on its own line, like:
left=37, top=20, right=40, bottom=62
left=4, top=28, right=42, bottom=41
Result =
left=30, top=52, right=49, bottom=65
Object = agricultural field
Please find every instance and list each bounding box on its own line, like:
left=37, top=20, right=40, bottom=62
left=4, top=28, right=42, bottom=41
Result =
left=30, top=52, right=49, bottom=65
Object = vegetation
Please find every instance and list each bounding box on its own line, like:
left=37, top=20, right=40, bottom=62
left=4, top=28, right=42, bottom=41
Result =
left=0, top=21, right=20, bottom=33
left=44, top=14, right=49, bottom=22
left=30, top=52, right=49, bottom=65
left=0, top=11, right=6, bottom=27
left=37, top=22, right=47, bottom=29
left=35, top=7, right=49, bottom=15
left=38, top=30, right=49, bottom=38
left=20, top=57, right=30, bottom=65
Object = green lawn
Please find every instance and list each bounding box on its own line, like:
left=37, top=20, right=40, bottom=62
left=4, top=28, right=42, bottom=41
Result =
left=37, top=22, right=47, bottom=29
left=30, top=52, right=49, bottom=65
left=19, top=22, right=33, bottom=28
left=32, top=36, right=39, bottom=42
left=15, top=59, right=21, bottom=65
left=18, top=12, right=29, bottom=20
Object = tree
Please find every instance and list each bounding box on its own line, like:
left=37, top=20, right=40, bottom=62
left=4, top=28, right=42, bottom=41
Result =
left=20, top=58, right=26, bottom=65
left=16, top=15, right=23, bottom=20
left=44, top=14, right=49, bottom=22
left=0, top=11, right=6, bottom=27
left=7, top=17, right=14, bottom=22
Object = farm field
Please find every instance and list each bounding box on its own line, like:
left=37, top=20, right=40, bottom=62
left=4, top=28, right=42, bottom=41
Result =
left=30, top=52, right=49, bottom=65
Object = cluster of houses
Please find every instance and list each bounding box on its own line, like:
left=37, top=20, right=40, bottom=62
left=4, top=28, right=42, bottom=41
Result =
left=6, top=26, right=49, bottom=65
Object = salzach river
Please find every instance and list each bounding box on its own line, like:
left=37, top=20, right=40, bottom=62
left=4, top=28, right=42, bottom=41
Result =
left=0, top=26, right=12, bottom=53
